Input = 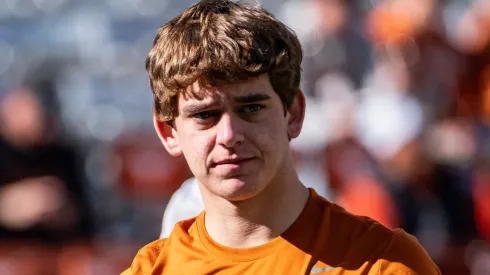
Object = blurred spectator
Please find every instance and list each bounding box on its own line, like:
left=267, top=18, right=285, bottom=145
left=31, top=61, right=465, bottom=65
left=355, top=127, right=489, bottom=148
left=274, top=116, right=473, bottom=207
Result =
left=280, top=0, right=372, bottom=97
left=1, top=0, right=489, bottom=274
left=111, top=129, right=193, bottom=200
left=0, top=73, right=93, bottom=244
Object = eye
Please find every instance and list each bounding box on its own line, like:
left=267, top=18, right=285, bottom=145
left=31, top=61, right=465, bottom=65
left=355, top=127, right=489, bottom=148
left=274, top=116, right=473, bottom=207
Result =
left=192, top=110, right=220, bottom=120
left=240, top=104, right=264, bottom=114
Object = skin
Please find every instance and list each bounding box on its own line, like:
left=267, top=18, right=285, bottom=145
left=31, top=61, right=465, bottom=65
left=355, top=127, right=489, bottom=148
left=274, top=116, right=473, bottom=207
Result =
left=154, top=73, right=309, bottom=248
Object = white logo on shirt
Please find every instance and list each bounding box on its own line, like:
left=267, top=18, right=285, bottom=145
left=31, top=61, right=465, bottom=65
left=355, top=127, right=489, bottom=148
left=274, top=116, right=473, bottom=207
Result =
left=310, top=262, right=345, bottom=273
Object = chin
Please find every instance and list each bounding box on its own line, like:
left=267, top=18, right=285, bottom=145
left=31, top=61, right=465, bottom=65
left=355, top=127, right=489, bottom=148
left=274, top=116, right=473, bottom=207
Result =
left=216, top=177, right=264, bottom=202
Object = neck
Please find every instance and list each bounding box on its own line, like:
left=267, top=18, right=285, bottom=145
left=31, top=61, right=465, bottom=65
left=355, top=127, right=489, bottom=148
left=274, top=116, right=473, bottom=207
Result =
left=200, top=167, right=309, bottom=249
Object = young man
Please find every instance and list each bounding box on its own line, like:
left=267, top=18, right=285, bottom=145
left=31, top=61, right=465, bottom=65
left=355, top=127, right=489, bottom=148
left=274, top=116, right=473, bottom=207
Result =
left=123, top=0, right=440, bottom=274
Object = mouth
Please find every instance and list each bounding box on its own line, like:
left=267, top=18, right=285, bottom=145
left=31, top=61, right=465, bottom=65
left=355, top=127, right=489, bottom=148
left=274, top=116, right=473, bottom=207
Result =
left=212, top=157, right=255, bottom=167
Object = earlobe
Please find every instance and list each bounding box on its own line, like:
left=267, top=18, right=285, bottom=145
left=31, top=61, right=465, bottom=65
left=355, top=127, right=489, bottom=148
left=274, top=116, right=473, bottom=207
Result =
left=287, top=89, right=306, bottom=139
left=153, top=116, right=183, bottom=157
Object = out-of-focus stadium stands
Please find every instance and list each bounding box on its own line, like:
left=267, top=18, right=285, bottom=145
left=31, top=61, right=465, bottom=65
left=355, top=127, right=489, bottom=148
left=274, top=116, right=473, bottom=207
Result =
left=1, top=0, right=490, bottom=274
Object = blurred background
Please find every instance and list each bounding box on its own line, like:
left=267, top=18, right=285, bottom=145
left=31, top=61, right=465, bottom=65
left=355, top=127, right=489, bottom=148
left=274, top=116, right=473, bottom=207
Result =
left=1, top=0, right=490, bottom=274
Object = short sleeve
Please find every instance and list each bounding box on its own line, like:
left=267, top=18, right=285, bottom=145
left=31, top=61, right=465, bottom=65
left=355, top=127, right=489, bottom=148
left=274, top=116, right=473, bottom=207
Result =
left=378, top=229, right=441, bottom=274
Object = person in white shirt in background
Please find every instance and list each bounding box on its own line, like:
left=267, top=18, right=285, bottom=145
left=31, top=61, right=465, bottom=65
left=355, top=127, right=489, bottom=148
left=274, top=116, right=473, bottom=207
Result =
left=160, top=177, right=203, bottom=238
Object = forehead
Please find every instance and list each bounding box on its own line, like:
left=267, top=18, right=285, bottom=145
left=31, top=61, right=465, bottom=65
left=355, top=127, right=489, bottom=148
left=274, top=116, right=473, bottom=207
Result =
left=179, top=74, right=275, bottom=106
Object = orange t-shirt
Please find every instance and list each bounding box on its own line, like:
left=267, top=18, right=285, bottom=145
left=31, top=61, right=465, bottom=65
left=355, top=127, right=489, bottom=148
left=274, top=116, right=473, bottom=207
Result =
left=122, top=189, right=440, bottom=274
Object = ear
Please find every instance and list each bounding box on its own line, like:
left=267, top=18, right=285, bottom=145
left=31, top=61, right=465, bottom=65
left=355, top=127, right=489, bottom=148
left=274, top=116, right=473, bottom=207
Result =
left=286, top=89, right=306, bottom=139
left=153, top=115, right=183, bottom=157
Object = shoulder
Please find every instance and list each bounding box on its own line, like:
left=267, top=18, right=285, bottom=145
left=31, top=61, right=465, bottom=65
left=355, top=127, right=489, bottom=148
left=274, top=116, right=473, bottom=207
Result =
left=122, top=239, right=167, bottom=275
left=320, top=194, right=390, bottom=239
left=316, top=196, right=440, bottom=274
left=378, top=229, right=441, bottom=274
left=124, top=215, right=200, bottom=274
left=137, top=238, right=167, bottom=258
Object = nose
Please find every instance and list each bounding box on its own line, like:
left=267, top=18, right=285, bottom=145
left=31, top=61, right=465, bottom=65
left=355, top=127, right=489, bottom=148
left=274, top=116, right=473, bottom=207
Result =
left=216, top=113, right=245, bottom=148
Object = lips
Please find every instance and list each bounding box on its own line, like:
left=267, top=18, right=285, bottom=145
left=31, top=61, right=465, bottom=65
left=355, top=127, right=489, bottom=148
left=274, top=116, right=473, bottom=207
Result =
left=212, top=157, right=255, bottom=167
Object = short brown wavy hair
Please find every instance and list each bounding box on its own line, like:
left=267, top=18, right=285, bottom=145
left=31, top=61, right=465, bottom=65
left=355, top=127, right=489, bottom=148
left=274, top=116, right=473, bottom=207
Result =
left=146, top=0, right=303, bottom=123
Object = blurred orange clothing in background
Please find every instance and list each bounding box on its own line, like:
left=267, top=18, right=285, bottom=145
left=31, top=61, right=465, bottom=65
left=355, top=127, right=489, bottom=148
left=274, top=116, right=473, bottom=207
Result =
left=337, top=177, right=399, bottom=229
left=122, top=190, right=440, bottom=275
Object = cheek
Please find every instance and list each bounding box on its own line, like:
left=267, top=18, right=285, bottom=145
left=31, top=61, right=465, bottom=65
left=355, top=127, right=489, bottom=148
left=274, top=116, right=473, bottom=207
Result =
left=249, top=117, right=288, bottom=155
left=180, top=132, right=215, bottom=169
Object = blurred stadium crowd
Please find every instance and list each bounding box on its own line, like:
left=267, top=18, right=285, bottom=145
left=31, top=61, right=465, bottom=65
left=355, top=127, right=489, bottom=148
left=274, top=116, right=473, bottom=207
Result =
left=1, top=0, right=490, bottom=274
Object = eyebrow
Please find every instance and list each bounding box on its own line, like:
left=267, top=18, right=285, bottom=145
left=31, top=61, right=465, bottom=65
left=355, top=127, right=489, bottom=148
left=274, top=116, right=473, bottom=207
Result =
left=181, top=93, right=271, bottom=115
left=234, top=93, right=271, bottom=103
left=181, top=103, right=217, bottom=115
